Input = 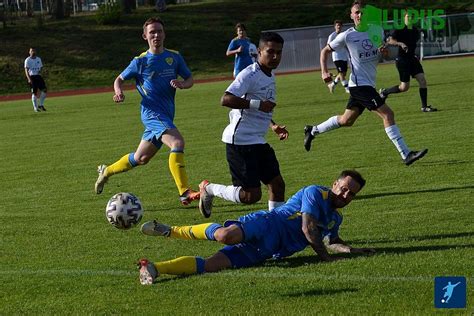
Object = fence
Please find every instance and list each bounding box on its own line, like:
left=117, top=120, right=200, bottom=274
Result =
left=266, top=12, right=474, bottom=73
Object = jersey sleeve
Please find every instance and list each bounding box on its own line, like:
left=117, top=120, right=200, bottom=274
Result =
left=24, top=59, right=28, bottom=68
left=300, top=186, right=324, bottom=221
left=225, top=70, right=253, bottom=98
left=120, top=58, right=139, bottom=81
left=175, top=53, right=192, bottom=80
left=327, top=32, right=335, bottom=45
left=328, top=31, right=346, bottom=51
left=227, top=39, right=238, bottom=52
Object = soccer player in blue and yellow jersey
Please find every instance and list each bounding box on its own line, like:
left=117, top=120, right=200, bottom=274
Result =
left=137, top=170, right=376, bottom=285
left=95, top=17, right=199, bottom=205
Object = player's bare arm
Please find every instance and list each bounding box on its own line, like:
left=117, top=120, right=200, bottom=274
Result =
left=226, top=46, right=243, bottom=56
left=328, top=236, right=376, bottom=255
left=320, top=45, right=333, bottom=82
left=270, top=119, right=289, bottom=140
left=24, top=68, right=31, bottom=84
left=386, top=36, right=408, bottom=52
left=113, top=75, right=125, bottom=103
left=221, top=92, right=276, bottom=113
left=170, top=75, right=194, bottom=90
left=302, top=213, right=341, bottom=262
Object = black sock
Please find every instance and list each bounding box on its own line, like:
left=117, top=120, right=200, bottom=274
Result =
left=419, top=88, right=428, bottom=107
left=384, top=85, right=401, bottom=96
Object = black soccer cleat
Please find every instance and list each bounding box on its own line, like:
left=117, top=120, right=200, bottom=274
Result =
left=403, top=149, right=428, bottom=166
left=421, top=105, right=437, bottom=112
left=304, top=125, right=315, bottom=152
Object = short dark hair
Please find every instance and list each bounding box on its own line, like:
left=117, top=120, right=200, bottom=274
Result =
left=338, top=170, right=366, bottom=189
left=334, top=20, right=343, bottom=25
left=235, top=23, right=246, bottom=31
left=352, top=1, right=362, bottom=7
left=143, top=17, right=165, bottom=31
left=259, top=32, right=284, bottom=47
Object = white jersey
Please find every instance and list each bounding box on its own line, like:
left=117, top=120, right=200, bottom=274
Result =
left=24, top=56, right=43, bottom=76
left=222, top=63, right=276, bottom=145
left=327, top=31, right=348, bottom=61
left=328, top=27, right=383, bottom=88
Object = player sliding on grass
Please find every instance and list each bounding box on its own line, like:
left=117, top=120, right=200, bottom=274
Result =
left=95, top=17, right=200, bottom=205
left=197, top=32, right=289, bottom=219
left=304, top=1, right=428, bottom=166
left=137, top=170, right=375, bottom=285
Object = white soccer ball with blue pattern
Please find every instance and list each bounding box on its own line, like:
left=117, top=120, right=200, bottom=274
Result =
left=105, top=192, right=144, bottom=229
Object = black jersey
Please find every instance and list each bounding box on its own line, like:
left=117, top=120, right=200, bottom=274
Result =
left=391, top=26, right=420, bottom=58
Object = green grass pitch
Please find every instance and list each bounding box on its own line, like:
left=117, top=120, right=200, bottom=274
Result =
left=0, top=57, right=473, bottom=314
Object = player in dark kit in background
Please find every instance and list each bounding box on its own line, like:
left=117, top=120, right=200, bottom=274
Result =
left=379, top=12, right=438, bottom=112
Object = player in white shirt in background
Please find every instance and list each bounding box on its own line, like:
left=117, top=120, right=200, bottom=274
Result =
left=198, top=32, right=289, bottom=218
left=24, top=47, right=47, bottom=112
left=327, top=20, right=350, bottom=94
left=304, top=1, right=427, bottom=166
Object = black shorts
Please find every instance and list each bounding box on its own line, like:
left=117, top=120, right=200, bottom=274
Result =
left=30, top=75, right=47, bottom=94
left=226, top=143, right=281, bottom=188
left=334, top=60, right=348, bottom=73
left=347, top=86, right=385, bottom=113
left=396, top=56, right=424, bottom=83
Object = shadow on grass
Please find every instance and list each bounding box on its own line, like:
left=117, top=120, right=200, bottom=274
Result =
left=352, top=231, right=474, bottom=244
left=282, top=287, right=359, bottom=297
left=357, top=184, right=474, bottom=200
left=374, top=243, right=474, bottom=254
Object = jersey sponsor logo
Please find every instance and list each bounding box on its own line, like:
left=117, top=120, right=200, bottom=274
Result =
left=358, top=49, right=379, bottom=59
left=362, top=39, right=374, bottom=50
left=165, top=57, right=174, bottom=65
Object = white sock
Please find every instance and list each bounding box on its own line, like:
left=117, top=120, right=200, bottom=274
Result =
left=334, top=78, right=339, bottom=84
left=342, top=80, right=348, bottom=87
left=385, top=125, right=410, bottom=159
left=39, top=92, right=46, bottom=106
left=268, top=201, right=284, bottom=210
left=315, top=116, right=340, bottom=134
left=206, top=183, right=241, bottom=203
left=32, top=95, right=38, bottom=110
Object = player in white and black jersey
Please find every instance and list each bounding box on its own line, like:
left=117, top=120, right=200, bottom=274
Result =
left=304, top=1, right=427, bottom=166
left=327, top=20, right=350, bottom=94
left=24, top=47, right=47, bottom=112
left=198, top=32, right=289, bottom=218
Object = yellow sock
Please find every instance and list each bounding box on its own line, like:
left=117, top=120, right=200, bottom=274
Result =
left=169, top=151, right=189, bottom=196
left=154, top=256, right=205, bottom=275
left=170, top=223, right=215, bottom=240
left=105, top=154, right=134, bottom=177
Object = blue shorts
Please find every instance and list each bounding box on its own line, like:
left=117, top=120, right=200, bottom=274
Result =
left=141, top=112, right=176, bottom=149
left=218, top=211, right=281, bottom=268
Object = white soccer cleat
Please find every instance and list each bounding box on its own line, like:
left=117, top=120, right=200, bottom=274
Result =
left=198, top=180, right=213, bottom=218
left=141, top=220, right=171, bottom=237
left=94, top=164, right=108, bottom=194
left=138, top=258, right=159, bottom=285
left=345, top=87, right=350, bottom=94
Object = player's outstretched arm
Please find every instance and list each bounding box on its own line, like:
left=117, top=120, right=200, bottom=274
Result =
left=328, top=236, right=375, bottom=255
left=113, top=75, right=125, bottom=103
left=302, top=213, right=342, bottom=262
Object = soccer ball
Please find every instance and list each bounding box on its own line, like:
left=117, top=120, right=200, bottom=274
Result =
left=105, top=192, right=144, bottom=229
